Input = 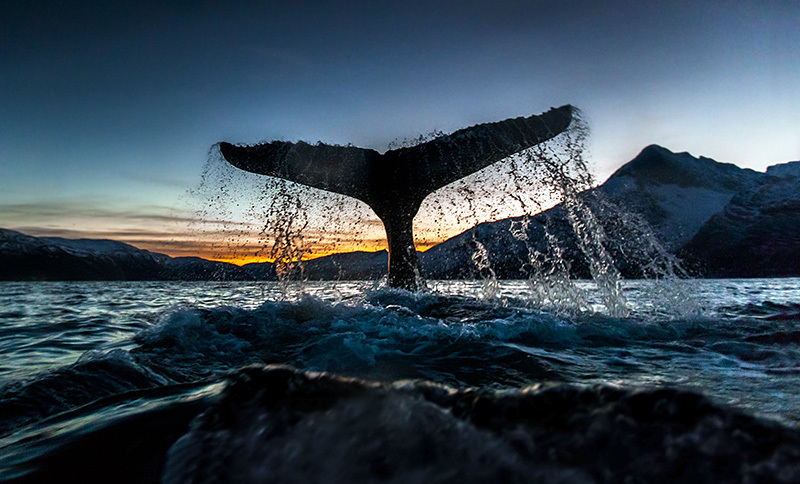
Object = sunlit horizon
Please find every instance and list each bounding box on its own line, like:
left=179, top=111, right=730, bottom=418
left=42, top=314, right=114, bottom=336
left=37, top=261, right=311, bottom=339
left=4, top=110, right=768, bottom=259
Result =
left=9, top=219, right=454, bottom=265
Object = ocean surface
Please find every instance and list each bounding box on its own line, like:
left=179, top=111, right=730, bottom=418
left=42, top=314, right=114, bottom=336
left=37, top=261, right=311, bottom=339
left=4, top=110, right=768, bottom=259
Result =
left=1, top=278, right=800, bottom=482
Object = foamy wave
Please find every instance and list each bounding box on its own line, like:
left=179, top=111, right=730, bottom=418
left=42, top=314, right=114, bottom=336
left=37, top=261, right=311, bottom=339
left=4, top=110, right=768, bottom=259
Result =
left=128, top=292, right=728, bottom=388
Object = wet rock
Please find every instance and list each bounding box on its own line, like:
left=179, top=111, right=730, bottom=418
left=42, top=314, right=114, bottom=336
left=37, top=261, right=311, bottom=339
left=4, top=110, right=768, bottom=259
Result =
left=163, top=365, right=800, bottom=484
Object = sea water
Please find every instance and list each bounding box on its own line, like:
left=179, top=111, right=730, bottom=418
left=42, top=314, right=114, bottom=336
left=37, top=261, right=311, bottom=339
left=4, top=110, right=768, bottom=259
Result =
left=2, top=279, right=799, bottom=420
left=1, top=279, right=799, bottom=482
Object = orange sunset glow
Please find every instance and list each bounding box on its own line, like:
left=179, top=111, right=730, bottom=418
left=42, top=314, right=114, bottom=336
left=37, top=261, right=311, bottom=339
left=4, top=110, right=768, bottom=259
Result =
left=205, top=239, right=443, bottom=266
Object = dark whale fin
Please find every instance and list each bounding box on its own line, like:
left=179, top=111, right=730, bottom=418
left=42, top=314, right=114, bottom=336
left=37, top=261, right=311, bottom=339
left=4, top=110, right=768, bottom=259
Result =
left=218, top=141, right=382, bottom=205
left=219, top=105, right=574, bottom=289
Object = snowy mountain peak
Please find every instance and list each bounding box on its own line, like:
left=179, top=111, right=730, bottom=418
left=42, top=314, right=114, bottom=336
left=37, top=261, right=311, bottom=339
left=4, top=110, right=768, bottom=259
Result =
left=607, top=145, right=760, bottom=192
left=40, top=237, right=143, bottom=256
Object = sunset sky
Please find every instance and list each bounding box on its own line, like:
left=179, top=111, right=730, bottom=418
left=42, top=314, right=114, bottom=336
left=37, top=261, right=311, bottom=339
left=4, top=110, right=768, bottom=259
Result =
left=2, top=1, right=798, bottom=263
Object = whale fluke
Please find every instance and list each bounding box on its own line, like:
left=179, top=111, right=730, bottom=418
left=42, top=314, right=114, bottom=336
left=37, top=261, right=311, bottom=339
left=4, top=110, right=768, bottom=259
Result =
left=219, top=104, right=574, bottom=290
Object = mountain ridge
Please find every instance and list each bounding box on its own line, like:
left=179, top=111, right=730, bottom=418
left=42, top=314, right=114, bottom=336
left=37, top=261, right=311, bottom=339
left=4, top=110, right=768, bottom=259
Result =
left=3, top=145, right=799, bottom=280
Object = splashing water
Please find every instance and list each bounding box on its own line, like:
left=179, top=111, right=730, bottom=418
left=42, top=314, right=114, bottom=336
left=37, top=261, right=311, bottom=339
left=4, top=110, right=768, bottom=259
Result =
left=189, top=143, right=383, bottom=294
left=470, top=235, right=499, bottom=301
left=456, top=112, right=698, bottom=318
left=431, top=112, right=631, bottom=316
left=515, top=218, right=590, bottom=316
left=530, top=125, right=630, bottom=317
left=190, top=112, right=696, bottom=318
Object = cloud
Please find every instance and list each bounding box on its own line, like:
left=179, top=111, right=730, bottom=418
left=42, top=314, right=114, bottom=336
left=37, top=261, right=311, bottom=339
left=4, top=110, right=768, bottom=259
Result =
left=114, top=171, right=192, bottom=190
left=0, top=200, right=256, bottom=227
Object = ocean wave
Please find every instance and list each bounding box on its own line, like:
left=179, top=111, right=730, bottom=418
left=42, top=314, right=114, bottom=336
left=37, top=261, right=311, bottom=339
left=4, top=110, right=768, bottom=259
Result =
left=130, top=291, right=699, bottom=384
left=0, top=349, right=170, bottom=437
left=4, top=286, right=800, bottom=440
left=119, top=289, right=800, bottom=404
left=717, top=301, right=800, bottom=320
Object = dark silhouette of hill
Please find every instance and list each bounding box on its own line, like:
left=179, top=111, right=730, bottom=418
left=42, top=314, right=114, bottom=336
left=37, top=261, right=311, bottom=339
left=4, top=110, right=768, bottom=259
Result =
left=0, top=229, right=266, bottom=281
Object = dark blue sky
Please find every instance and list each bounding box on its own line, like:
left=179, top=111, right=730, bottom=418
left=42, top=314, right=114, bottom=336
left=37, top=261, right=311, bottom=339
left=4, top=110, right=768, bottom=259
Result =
left=2, top=1, right=798, bottom=258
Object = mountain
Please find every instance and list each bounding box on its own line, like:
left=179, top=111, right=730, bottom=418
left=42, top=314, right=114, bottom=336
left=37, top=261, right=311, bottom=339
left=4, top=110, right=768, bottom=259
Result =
left=0, top=229, right=267, bottom=281
left=1, top=229, right=164, bottom=280
left=300, top=250, right=389, bottom=280
left=419, top=145, right=766, bottom=279
left=766, top=161, right=800, bottom=178
left=163, top=256, right=263, bottom=281
left=679, top=166, right=800, bottom=277
left=599, top=145, right=762, bottom=250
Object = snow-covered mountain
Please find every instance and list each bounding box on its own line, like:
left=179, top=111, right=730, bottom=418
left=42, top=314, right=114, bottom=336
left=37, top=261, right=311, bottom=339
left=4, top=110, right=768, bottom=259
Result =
left=420, top=145, right=770, bottom=279
left=599, top=145, right=762, bottom=250
left=0, top=229, right=261, bottom=281
left=766, top=160, right=800, bottom=178
left=680, top=165, right=800, bottom=277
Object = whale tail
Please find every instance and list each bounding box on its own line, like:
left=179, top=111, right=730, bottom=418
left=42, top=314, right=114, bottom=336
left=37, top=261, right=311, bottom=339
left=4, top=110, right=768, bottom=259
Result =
left=219, top=105, right=574, bottom=289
